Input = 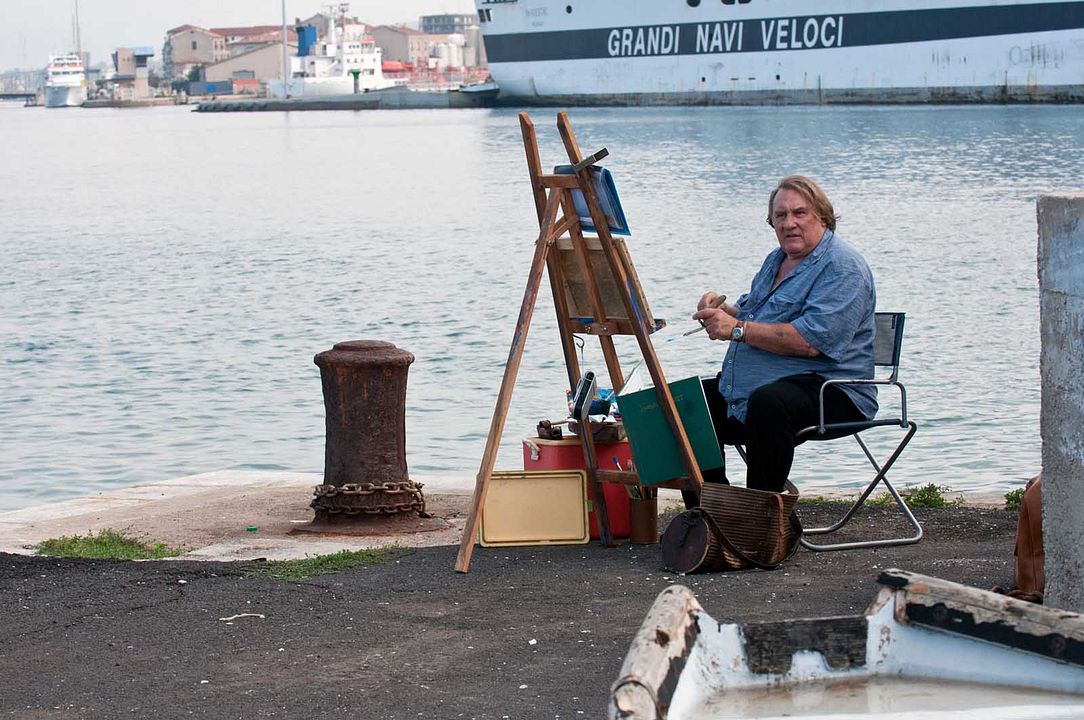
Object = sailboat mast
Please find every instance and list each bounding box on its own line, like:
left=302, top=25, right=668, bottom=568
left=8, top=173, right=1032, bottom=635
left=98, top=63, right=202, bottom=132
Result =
left=281, top=0, right=290, bottom=98
left=74, top=0, right=82, bottom=58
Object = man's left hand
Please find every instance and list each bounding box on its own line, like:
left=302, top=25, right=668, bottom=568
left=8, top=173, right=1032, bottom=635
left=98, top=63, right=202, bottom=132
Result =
left=692, top=307, right=738, bottom=341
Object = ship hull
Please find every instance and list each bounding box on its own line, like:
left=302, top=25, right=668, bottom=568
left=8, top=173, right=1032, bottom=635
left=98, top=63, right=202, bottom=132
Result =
left=476, top=0, right=1084, bottom=104
left=44, top=84, right=86, bottom=108
left=267, top=76, right=396, bottom=98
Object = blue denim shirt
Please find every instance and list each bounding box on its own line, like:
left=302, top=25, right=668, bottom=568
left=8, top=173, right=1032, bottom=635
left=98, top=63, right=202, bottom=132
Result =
left=719, top=229, right=878, bottom=422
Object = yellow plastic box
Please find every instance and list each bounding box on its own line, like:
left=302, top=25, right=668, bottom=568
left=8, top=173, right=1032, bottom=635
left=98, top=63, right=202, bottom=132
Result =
left=479, top=470, right=590, bottom=547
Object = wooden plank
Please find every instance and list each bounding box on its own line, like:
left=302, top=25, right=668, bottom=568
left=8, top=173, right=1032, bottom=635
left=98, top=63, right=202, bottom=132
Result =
left=555, top=169, right=618, bottom=545
left=545, top=195, right=582, bottom=391
left=455, top=189, right=563, bottom=573
left=519, top=113, right=548, bottom=226
left=578, top=407, right=614, bottom=547
left=609, top=586, right=703, bottom=720
left=553, top=236, right=659, bottom=332
left=556, top=111, right=705, bottom=493
left=741, top=616, right=869, bottom=674
left=880, top=569, right=1084, bottom=666
left=568, top=317, right=667, bottom=336
left=596, top=470, right=687, bottom=490
left=559, top=192, right=626, bottom=394
left=538, top=174, right=581, bottom=189
left=612, top=237, right=659, bottom=333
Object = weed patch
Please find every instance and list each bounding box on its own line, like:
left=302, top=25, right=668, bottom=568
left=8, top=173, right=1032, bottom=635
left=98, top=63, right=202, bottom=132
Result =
left=1004, top=488, right=1025, bottom=512
left=863, top=483, right=964, bottom=508
left=246, top=548, right=394, bottom=582
left=36, top=530, right=183, bottom=560
left=798, top=495, right=855, bottom=506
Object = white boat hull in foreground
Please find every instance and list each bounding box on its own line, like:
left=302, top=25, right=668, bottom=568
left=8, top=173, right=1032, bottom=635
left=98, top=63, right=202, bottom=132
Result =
left=611, top=570, right=1084, bottom=719
left=475, top=0, right=1084, bottom=104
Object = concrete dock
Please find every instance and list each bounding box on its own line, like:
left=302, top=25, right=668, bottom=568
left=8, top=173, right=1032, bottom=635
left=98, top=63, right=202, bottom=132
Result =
left=194, top=85, right=497, bottom=112
left=0, top=470, right=1008, bottom=561
left=0, top=471, right=479, bottom=560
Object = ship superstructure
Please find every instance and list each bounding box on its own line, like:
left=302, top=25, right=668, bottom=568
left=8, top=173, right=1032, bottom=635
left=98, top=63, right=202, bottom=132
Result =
left=269, top=3, right=395, bottom=98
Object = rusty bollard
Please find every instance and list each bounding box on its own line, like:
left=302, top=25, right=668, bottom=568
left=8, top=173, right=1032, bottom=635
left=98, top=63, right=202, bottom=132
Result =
left=311, top=340, right=426, bottom=521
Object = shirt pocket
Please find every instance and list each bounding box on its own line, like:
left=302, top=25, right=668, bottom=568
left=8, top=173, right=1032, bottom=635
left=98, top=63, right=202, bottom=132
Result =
left=762, top=291, right=804, bottom=321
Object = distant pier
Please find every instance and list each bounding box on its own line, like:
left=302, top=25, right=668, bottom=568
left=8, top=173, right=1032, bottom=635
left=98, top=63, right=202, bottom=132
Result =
left=0, top=92, right=39, bottom=106
left=195, top=85, right=498, bottom=112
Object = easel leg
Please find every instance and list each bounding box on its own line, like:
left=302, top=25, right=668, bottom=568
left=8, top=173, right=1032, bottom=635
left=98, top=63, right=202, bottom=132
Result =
left=454, top=192, right=563, bottom=573
left=579, top=424, right=614, bottom=546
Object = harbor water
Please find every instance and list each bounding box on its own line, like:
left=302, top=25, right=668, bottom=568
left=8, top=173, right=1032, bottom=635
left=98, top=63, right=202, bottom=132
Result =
left=2, top=103, right=1081, bottom=512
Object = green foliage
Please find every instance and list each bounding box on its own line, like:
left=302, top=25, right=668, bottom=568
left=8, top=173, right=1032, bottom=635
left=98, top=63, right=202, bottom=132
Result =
left=902, top=483, right=964, bottom=508
left=866, top=492, right=895, bottom=507
left=797, top=495, right=854, bottom=506
left=36, top=530, right=183, bottom=560
left=1004, top=487, right=1025, bottom=512
left=863, top=483, right=964, bottom=508
left=247, top=548, right=393, bottom=582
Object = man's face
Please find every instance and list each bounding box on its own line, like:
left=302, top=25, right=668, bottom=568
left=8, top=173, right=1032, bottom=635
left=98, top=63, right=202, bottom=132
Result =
left=772, top=188, right=828, bottom=259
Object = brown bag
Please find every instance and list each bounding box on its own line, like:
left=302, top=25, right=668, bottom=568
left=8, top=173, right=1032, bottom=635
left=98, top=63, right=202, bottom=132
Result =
left=661, top=482, right=802, bottom=574
left=1014, top=474, right=1044, bottom=597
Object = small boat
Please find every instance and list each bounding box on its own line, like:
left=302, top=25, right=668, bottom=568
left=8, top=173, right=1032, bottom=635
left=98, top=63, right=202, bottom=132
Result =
left=610, top=569, right=1084, bottom=719
left=44, top=53, right=87, bottom=108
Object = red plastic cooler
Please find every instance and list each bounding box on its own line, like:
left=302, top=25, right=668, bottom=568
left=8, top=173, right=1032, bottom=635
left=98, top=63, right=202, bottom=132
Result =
left=522, top=437, right=633, bottom=539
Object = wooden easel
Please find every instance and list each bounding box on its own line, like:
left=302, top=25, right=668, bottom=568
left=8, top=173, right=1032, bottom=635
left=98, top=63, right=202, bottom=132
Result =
left=454, top=112, right=706, bottom=573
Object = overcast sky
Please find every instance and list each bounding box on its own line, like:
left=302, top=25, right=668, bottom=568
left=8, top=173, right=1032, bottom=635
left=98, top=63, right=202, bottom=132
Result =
left=1, top=0, right=476, bottom=70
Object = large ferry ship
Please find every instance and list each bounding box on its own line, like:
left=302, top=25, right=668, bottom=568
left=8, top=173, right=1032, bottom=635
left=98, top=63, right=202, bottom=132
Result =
left=44, top=53, right=87, bottom=108
left=474, top=0, right=1084, bottom=104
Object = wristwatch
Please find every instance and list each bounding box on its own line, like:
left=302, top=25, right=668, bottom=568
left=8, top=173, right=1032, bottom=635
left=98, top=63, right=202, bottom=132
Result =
left=730, top=321, right=746, bottom=343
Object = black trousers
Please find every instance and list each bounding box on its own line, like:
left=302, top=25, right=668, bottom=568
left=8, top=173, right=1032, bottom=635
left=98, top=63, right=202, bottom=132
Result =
left=683, top=373, right=865, bottom=504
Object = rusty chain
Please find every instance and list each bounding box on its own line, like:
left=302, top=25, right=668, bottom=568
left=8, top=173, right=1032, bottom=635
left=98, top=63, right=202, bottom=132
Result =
left=311, top=481, right=429, bottom=517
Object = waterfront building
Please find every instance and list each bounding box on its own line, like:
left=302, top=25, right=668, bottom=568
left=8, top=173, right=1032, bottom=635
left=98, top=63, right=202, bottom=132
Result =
left=419, top=13, right=475, bottom=35
left=369, top=25, right=431, bottom=68
left=110, top=47, right=154, bottom=100
left=210, top=25, right=298, bottom=58
left=420, top=12, right=486, bottom=66
left=204, top=42, right=298, bottom=90
left=162, top=25, right=228, bottom=82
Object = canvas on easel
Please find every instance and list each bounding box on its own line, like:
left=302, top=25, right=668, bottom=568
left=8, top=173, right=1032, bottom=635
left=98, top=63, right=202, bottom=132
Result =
left=553, top=164, right=631, bottom=236
left=454, top=112, right=707, bottom=573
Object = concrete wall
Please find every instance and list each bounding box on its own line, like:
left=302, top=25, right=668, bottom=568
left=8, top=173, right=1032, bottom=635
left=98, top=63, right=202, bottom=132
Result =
left=205, top=43, right=296, bottom=83
left=1037, top=192, right=1084, bottom=613
left=370, top=27, right=411, bottom=64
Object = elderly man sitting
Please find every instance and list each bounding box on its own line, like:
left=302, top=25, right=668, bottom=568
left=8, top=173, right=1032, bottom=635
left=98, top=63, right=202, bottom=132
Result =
left=690, top=175, right=877, bottom=498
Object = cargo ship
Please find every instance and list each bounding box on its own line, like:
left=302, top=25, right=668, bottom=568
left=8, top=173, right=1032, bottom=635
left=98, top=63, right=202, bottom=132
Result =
left=474, top=0, right=1084, bottom=104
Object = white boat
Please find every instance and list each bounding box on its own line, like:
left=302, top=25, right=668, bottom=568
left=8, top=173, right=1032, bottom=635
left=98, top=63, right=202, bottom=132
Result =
left=44, top=53, right=87, bottom=108
left=268, top=4, right=395, bottom=99
left=610, top=570, right=1084, bottom=719
left=474, top=0, right=1084, bottom=104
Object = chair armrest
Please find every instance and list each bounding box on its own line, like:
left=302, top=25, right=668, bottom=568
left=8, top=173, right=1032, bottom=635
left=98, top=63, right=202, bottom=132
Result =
left=814, top=377, right=908, bottom=435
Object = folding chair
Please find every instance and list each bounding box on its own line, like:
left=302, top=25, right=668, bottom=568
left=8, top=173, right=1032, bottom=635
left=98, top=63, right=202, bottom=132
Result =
left=794, top=311, right=921, bottom=551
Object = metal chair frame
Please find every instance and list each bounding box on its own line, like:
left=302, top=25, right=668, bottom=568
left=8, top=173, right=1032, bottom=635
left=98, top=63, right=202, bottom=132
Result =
left=795, top=311, right=922, bottom=551
left=733, top=312, right=921, bottom=551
